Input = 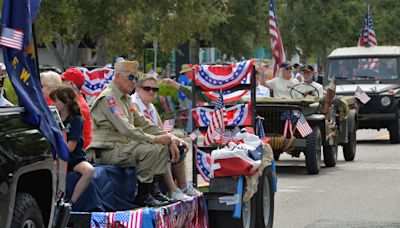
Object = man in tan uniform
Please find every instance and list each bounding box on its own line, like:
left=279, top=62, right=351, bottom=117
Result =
left=87, top=60, right=178, bottom=207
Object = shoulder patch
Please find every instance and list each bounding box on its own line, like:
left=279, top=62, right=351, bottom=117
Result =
left=106, top=96, right=124, bottom=116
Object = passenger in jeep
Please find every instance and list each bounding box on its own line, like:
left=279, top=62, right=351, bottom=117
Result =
left=87, top=61, right=178, bottom=207
left=265, top=62, right=299, bottom=99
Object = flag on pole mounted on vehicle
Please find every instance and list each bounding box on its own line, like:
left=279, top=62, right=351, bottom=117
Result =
left=355, top=85, right=371, bottom=104
left=357, top=5, right=377, bottom=47
left=269, top=0, right=286, bottom=78
left=1, top=0, right=69, bottom=161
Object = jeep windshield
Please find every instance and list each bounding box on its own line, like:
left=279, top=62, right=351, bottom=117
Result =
left=326, top=57, right=399, bottom=84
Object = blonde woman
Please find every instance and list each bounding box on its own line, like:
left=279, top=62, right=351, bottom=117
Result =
left=40, top=71, right=62, bottom=105
left=131, top=73, right=201, bottom=200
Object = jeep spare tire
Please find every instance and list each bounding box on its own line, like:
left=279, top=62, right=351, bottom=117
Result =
left=11, top=193, right=45, bottom=228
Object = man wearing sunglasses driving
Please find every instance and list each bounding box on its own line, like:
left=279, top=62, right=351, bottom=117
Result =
left=87, top=61, right=178, bottom=207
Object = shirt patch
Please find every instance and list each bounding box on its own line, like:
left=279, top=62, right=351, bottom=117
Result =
left=107, top=96, right=124, bottom=116
left=129, top=106, right=135, bottom=113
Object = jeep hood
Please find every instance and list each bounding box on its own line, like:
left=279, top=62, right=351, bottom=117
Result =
left=336, top=84, right=400, bottom=94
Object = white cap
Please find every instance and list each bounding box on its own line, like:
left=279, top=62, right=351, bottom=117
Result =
left=0, top=63, right=6, bottom=71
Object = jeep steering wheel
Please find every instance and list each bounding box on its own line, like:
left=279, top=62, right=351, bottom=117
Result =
left=290, top=83, right=320, bottom=99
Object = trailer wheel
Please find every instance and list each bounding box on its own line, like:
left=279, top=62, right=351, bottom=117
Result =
left=11, top=193, right=45, bottom=228
left=305, top=126, right=322, bottom=174
left=255, top=166, right=274, bottom=228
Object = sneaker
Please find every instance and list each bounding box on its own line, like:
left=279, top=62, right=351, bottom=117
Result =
left=170, top=189, right=190, bottom=201
left=181, top=184, right=201, bottom=197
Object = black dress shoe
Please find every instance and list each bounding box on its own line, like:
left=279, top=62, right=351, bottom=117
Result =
left=134, top=193, right=168, bottom=207
left=152, top=191, right=178, bottom=204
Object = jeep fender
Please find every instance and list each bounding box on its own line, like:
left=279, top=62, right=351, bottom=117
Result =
left=306, top=114, right=326, bottom=144
left=338, top=109, right=357, bottom=144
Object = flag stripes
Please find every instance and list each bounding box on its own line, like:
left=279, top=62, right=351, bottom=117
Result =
left=0, top=27, right=24, bottom=50
left=269, top=0, right=285, bottom=78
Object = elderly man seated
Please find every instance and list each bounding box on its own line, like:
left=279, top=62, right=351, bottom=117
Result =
left=265, top=62, right=299, bottom=99
left=87, top=61, right=182, bottom=207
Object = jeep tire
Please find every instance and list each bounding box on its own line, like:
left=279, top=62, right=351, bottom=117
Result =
left=323, top=126, right=338, bottom=167
left=343, top=120, right=357, bottom=161
left=11, top=193, right=45, bottom=228
left=255, top=166, right=274, bottom=228
left=305, top=126, right=322, bottom=174
left=389, top=109, right=400, bottom=144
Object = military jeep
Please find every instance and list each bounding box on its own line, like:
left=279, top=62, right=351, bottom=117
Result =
left=0, top=107, right=70, bottom=228
left=326, top=46, right=400, bottom=143
left=254, top=87, right=357, bottom=175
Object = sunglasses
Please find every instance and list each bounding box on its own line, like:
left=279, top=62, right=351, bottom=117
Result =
left=284, top=67, right=292, bottom=70
left=127, top=74, right=138, bottom=82
left=141, top=86, right=159, bottom=93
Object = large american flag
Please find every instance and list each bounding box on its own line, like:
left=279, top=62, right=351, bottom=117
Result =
left=203, top=91, right=227, bottom=146
left=0, top=27, right=24, bottom=50
left=355, top=85, right=371, bottom=104
left=357, top=6, right=377, bottom=47
left=296, top=113, right=313, bottom=138
left=90, top=210, right=143, bottom=228
left=269, top=0, right=285, bottom=78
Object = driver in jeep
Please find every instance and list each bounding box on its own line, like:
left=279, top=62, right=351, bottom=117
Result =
left=291, top=64, right=324, bottom=99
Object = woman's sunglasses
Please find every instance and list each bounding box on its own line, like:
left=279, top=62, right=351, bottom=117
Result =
left=127, top=74, right=138, bottom=82
left=141, top=86, right=159, bottom=93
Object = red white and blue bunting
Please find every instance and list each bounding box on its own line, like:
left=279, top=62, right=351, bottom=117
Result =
left=78, top=67, right=114, bottom=96
left=192, top=102, right=252, bottom=127
left=195, top=60, right=254, bottom=91
left=205, top=89, right=249, bottom=103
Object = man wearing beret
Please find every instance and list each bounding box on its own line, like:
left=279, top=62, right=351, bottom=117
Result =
left=87, top=61, right=178, bottom=207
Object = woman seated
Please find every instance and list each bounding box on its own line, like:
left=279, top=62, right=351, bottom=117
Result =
left=131, top=73, right=201, bottom=200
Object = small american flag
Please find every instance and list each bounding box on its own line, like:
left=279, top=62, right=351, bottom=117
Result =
left=257, top=118, right=269, bottom=143
left=163, top=119, right=174, bottom=132
left=355, top=86, right=371, bottom=104
left=269, top=0, right=285, bottom=77
left=357, top=5, right=377, bottom=47
left=189, top=129, right=201, bottom=141
left=296, top=113, right=313, bottom=138
left=204, top=91, right=227, bottom=146
left=0, top=27, right=24, bottom=50
left=113, top=211, right=142, bottom=228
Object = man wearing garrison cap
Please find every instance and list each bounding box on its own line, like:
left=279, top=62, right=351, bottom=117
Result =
left=87, top=61, right=179, bottom=207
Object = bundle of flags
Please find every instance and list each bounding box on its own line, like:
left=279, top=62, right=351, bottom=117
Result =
left=269, top=0, right=285, bottom=78
left=357, top=5, right=377, bottom=47
left=203, top=91, right=227, bottom=146
left=355, top=85, right=371, bottom=104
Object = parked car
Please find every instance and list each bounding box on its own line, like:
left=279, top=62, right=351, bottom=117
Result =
left=0, top=106, right=70, bottom=228
left=326, top=46, right=400, bottom=143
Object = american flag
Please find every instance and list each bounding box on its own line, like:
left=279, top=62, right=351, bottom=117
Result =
left=296, top=113, right=313, bottom=138
left=269, top=0, right=285, bottom=78
left=355, top=85, right=371, bottom=104
left=203, top=91, right=227, bottom=146
left=0, top=27, right=24, bottom=50
left=90, top=210, right=143, bottom=228
left=357, top=6, right=377, bottom=47
left=163, top=119, right=174, bottom=132
left=189, top=129, right=201, bottom=141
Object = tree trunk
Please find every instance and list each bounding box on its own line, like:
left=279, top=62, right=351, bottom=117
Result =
left=90, top=35, right=106, bottom=66
left=45, top=33, right=82, bottom=70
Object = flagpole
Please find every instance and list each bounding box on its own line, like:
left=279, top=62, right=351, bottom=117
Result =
left=32, top=23, right=40, bottom=75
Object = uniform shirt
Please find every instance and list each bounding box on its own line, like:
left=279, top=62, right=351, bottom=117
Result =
left=89, top=82, right=164, bottom=148
left=244, top=85, right=270, bottom=98
left=131, top=92, right=158, bottom=126
left=267, top=77, right=299, bottom=99
left=63, top=115, right=86, bottom=168
left=78, top=94, right=92, bottom=149
left=292, top=81, right=324, bottom=99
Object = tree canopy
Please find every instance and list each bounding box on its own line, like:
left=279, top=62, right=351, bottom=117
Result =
left=29, top=0, right=400, bottom=68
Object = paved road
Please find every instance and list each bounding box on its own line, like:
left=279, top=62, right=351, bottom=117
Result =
left=274, top=129, right=400, bottom=228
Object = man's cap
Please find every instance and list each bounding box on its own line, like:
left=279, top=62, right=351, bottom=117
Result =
left=179, top=64, right=192, bottom=74
left=293, top=63, right=302, bottom=68
left=115, top=60, right=139, bottom=74
left=60, top=68, right=85, bottom=87
left=280, top=61, right=292, bottom=69
left=302, top=64, right=314, bottom=72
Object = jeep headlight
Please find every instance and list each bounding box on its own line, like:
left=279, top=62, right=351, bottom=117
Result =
left=291, top=109, right=301, bottom=118
left=381, top=96, right=391, bottom=106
